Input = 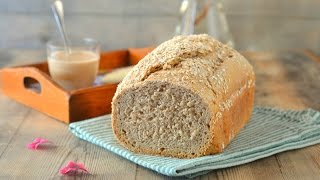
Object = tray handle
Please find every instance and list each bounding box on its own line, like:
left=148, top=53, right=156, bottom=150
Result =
left=0, top=67, right=70, bottom=122
left=1, top=67, right=66, bottom=96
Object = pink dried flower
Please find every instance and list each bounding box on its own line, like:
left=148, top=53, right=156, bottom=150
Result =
left=27, top=137, right=52, bottom=150
left=60, top=161, right=88, bottom=175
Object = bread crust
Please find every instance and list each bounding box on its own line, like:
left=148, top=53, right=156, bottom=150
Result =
left=112, top=34, right=255, bottom=158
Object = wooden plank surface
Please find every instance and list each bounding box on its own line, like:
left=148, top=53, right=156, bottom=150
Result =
left=0, top=0, right=320, bottom=53
left=0, top=49, right=320, bottom=179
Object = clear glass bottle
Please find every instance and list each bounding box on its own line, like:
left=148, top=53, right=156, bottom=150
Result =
left=176, top=0, right=235, bottom=48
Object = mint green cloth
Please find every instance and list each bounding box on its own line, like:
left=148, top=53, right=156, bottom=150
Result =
left=69, top=107, right=320, bottom=178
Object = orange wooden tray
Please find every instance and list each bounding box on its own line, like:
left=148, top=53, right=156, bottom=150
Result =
left=0, top=47, right=153, bottom=124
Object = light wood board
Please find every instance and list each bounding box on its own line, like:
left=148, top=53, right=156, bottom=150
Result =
left=0, top=49, right=319, bottom=179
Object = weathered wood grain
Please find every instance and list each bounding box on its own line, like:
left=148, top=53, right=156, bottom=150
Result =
left=0, top=49, right=319, bottom=179
left=227, top=16, right=320, bottom=51
left=0, top=100, right=137, bottom=179
left=1, top=13, right=319, bottom=52
left=0, top=50, right=46, bottom=68
left=0, top=0, right=181, bottom=15
left=224, top=0, right=320, bottom=18
left=0, top=14, right=179, bottom=50
left=1, top=0, right=319, bottom=18
left=0, top=0, right=320, bottom=53
left=0, top=95, right=30, bottom=156
left=244, top=51, right=320, bottom=110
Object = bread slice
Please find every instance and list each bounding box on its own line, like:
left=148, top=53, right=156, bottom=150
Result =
left=111, top=34, right=255, bottom=158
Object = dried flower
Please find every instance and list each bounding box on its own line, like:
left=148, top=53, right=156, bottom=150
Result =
left=27, top=137, right=52, bottom=150
left=60, top=161, right=88, bottom=175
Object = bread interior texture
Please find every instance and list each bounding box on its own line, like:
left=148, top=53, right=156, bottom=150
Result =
left=113, top=81, right=211, bottom=157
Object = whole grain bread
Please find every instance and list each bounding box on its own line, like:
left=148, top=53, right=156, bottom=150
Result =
left=111, top=34, right=255, bottom=158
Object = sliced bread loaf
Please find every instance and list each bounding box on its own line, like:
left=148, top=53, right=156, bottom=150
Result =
left=111, top=34, right=255, bottom=158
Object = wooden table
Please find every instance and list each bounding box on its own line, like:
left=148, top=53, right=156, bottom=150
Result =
left=0, top=49, right=319, bottom=179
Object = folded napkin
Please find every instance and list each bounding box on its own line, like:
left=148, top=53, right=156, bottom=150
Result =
left=69, top=107, right=320, bottom=178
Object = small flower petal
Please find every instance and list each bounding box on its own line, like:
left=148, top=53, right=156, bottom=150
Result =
left=60, top=161, right=89, bottom=175
left=27, top=137, right=53, bottom=150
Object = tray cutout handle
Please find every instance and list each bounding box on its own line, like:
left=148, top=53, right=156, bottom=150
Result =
left=0, top=67, right=70, bottom=123
left=23, top=76, right=42, bottom=94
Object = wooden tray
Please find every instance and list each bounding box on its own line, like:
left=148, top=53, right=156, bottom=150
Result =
left=0, top=47, right=153, bottom=124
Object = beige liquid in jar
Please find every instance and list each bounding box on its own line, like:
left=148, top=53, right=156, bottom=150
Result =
left=48, top=51, right=99, bottom=90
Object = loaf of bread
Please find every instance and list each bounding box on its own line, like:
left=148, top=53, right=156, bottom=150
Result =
left=111, top=34, right=255, bottom=158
